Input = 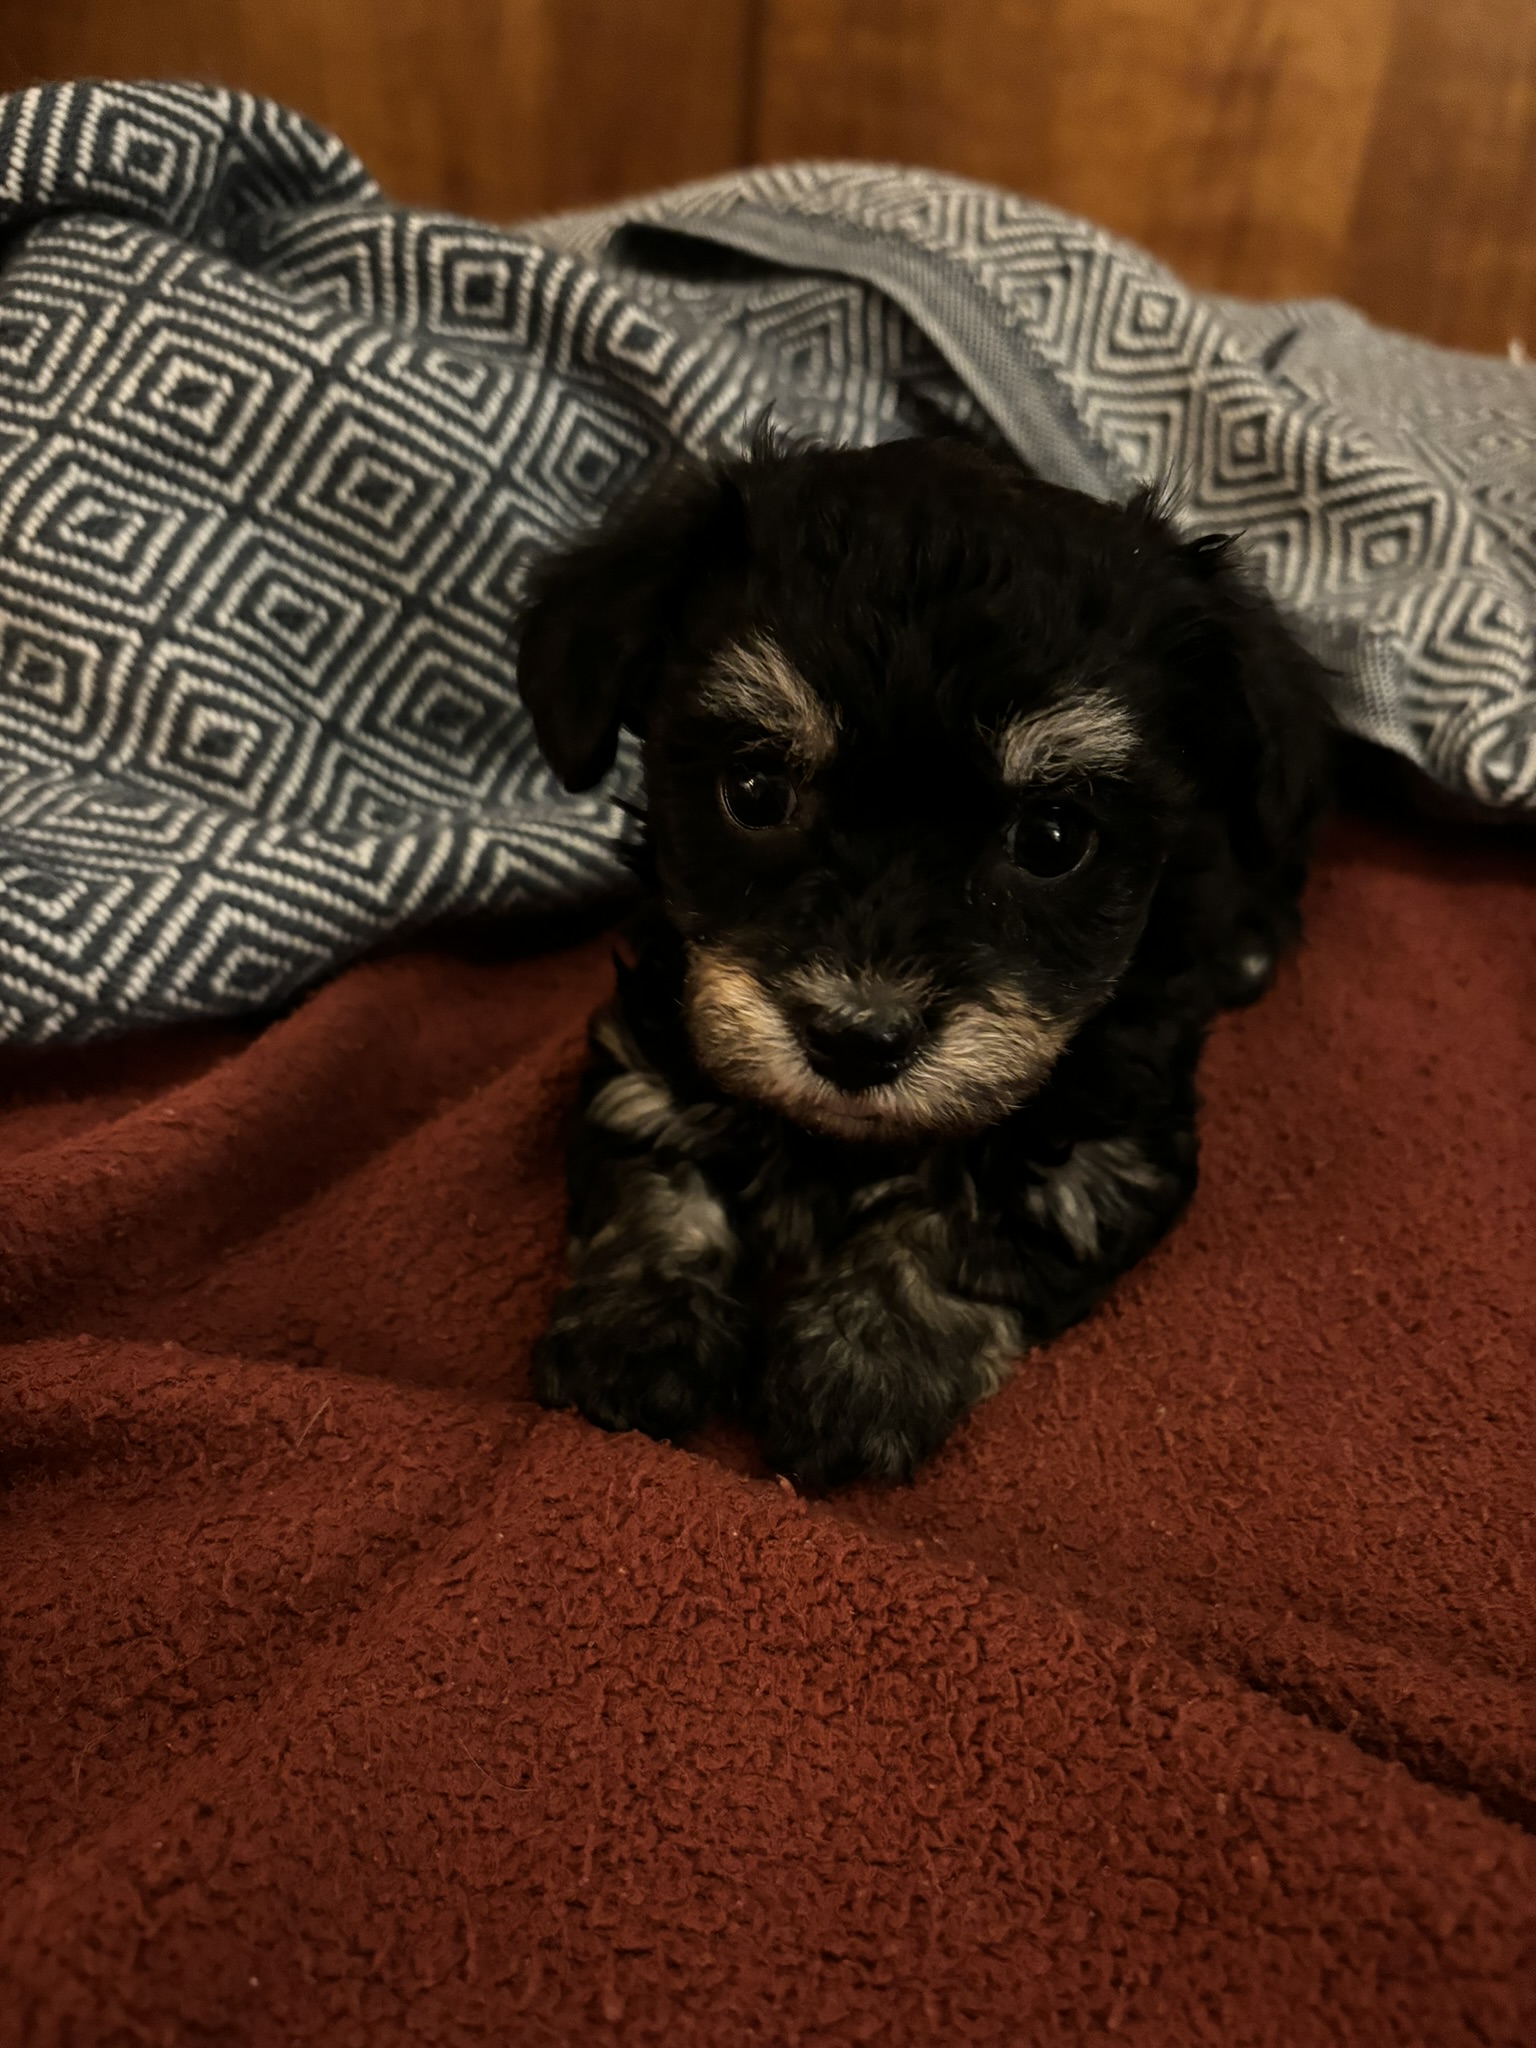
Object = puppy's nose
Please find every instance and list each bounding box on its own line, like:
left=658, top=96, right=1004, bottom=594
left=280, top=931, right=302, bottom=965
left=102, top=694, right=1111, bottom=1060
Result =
left=802, top=1016, right=921, bottom=1094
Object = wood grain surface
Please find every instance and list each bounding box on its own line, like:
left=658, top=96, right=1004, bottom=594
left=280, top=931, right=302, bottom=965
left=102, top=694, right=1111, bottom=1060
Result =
left=0, top=0, right=756, bottom=219
left=0, top=0, right=1533, bottom=351
left=754, top=0, right=1536, bottom=353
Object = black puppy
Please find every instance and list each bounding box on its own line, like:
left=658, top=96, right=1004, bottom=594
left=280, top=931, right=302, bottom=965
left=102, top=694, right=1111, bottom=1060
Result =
left=516, top=437, right=1329, bottom=1486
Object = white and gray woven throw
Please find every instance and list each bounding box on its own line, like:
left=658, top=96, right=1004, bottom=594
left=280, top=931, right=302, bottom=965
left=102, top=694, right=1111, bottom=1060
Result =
left=0, top=81, right=1530, bottom=1040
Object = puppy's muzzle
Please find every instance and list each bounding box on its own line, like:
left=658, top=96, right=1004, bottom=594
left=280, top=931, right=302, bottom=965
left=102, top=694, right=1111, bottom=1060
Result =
left=685, top=946, right=1067, bottom=1138
left=801, top=1012, right=923, bottom=1094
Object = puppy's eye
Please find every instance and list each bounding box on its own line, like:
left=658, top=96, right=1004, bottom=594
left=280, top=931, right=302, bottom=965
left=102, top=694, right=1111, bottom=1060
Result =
left=719, top=764, right=798, bottom=832
left=1009, top=802, right=1097, bottom=879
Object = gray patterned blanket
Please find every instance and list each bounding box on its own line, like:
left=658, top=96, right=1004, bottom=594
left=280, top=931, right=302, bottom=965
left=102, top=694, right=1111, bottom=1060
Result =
left=0, top=81, right=1530, bottom=1041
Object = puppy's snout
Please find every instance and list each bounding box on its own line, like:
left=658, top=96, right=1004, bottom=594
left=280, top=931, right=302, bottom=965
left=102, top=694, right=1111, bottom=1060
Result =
left=802, top=1014, right=922, bottom=1095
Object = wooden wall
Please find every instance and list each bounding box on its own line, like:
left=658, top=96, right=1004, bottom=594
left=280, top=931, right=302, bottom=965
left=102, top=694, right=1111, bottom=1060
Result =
left=0, top=1, right=758, bottom=220
left=2, top=0, right=1534, bottom=356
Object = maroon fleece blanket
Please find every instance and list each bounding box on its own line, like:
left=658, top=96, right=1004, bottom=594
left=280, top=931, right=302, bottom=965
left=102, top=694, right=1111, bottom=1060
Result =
left=1, top=811, right=1532, bottom=2047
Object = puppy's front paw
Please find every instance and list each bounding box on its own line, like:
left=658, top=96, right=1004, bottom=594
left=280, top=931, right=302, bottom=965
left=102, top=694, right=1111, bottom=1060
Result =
left=755, top=1365, right=953, bottom=1489
left=533, top=1278, right=744, bottom=1443
left=755, top=1279, right=1016, bottom=1488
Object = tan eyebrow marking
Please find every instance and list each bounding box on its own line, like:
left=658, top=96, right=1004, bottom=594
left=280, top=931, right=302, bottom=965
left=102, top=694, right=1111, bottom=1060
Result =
left=996, top=692, right=1139, bottom=786
left=698, top=633, right=839, bottom=770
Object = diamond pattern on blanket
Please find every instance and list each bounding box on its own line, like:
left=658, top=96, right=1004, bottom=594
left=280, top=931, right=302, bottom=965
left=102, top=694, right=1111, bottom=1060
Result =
left=623, top=162, right=1536, bottom=806
left=0, top=82, right=1530, bottom=1040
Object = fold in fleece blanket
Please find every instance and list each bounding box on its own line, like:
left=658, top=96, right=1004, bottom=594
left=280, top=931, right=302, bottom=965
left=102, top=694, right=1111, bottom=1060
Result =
left=2, top=810, right=1532, bottom=2045
left=0, top=81, right=1532, bottom=1043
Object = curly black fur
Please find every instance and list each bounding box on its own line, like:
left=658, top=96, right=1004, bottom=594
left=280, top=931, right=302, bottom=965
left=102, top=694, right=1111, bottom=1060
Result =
left=516, top=438, right=1331, bottom=1486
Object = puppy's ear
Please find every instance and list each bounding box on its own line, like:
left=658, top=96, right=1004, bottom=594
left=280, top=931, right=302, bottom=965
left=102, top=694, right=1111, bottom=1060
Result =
left=516, top=463, right=748, bottom=792
left=1170, top=528, right=1332, bottom=880
left=1138, top=507, right=1333, bottom=997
